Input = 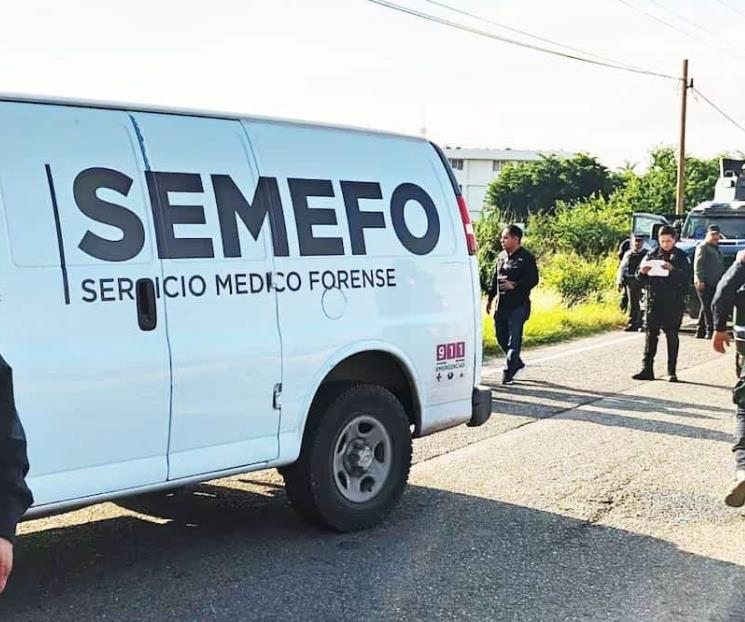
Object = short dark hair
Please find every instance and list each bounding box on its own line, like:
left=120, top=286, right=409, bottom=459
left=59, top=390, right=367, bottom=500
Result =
left=659, top=225, right=677, bottom=238
left=502, top=224, right=524, bottom=240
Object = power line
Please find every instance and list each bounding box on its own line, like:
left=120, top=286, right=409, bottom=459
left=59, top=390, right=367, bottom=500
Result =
left=692, top=86, right=745, bottom=136
left=713, top=0, right=745, bottom=19
left=614, top=0, right=745, bottom=62
left=366, top=0, right=678, bottom=80
left=646, top=0, right=722, bottom=40
left=421, top=0, right=645, bottom=72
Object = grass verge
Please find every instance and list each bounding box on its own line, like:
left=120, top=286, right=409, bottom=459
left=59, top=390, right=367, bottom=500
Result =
left=483, top=288, right=626, bottom=357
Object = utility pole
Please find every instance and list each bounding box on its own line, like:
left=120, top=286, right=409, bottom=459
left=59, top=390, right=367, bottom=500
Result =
left=676, top=59, right=690, bottom=216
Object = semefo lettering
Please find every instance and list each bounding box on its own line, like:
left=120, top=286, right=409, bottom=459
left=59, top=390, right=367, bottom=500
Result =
left=71, top=168, right=441, bottom=262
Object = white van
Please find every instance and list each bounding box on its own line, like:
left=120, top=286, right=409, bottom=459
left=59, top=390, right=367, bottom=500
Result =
left=0, top=95, right=491, bottom=532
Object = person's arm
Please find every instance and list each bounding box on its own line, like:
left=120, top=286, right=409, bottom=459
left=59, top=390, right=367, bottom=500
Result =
left=693, top=245, right=705, bottom=286
left=675, top=250, right=693, bottom=284
left=0, top=420, right=31, bottom=543
left=521, top=253, right=539, bottom=292
left=713, top=253, right=745, bottom=332
left=636, top=252, right=652, bottom=282
left=0, top=358, right=33, bottom=594
left=617, top=252, right=629, bottom=288
left=487, top=256, right=500, bottom=303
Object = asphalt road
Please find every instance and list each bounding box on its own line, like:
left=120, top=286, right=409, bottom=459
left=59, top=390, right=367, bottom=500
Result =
left=2, top=328, right=744, bottom=621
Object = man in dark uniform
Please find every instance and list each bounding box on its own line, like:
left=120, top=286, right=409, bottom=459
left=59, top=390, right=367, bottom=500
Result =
left=486, top=225, right=539, bottom=385
left=0, top=356, right=33, bottom=594
left=616, top=235, right=647, bottom=331
left=711, top=250, right=745, bottom=506
left=632, top=225, right=692, bottom=383
left=694, top=224, right=724, bottom=339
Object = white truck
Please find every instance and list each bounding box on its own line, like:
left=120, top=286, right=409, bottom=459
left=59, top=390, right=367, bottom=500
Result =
left=0, top=95, right=492, bottom=531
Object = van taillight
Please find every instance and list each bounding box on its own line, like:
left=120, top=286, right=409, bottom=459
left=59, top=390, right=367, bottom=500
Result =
left=457, top=195, right=478, bottom=255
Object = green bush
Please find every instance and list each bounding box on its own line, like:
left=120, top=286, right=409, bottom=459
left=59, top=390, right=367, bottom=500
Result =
left=541, top=253, right=618, bottom=304
left=525, top=196, right=629, bottom=258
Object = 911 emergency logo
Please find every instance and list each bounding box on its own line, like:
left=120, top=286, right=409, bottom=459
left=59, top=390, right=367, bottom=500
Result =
left=435, top=341, right=466, bottom=382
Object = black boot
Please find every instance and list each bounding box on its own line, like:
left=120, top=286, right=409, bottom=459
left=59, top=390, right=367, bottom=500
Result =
left=634, top=330, right=657, bottom=380
left=667, top=329, right=680, bottom=383
left=632, top=367, right=654, bottom=380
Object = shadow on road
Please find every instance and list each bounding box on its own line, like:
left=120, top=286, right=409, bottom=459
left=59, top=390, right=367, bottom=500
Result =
left=2, top=483, right=743, bottom=622
left=481, top=379, right=732, bottom=445
left=491, top=379, right=730, bottom=417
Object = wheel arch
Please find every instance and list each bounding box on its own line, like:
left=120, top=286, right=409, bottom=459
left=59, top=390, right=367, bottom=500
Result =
left=302, top=345, right=423, bottom=438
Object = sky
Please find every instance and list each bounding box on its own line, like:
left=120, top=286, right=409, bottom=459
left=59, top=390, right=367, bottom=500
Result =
left=0, top=0, right=743, bottom=169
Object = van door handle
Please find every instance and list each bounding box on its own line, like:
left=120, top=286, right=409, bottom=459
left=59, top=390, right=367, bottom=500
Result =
left=136, top=278, right=158, bottom=331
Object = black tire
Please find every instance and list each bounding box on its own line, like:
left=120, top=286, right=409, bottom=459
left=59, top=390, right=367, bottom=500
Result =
left=282, top=384, right=412, bottom=532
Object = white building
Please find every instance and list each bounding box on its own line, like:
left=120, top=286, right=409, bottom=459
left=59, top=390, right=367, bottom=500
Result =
left=444, top=147, right=570, bottom=220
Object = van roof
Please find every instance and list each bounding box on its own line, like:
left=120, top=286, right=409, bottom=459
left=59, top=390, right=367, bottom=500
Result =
left=0, top=91, right=424, bottom=143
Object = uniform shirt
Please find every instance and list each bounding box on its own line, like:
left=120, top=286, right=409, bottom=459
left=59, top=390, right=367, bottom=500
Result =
left=0, top=356, right=32, bottom=543
left=616, top=248, right=646, bottom=287
left=635, top=245, right=692, bottom=312
left=693, top=242, right=724, bottom=288
left=712, top=258, right=745, bottom=331
left=488, top=246, right=539, bottom=312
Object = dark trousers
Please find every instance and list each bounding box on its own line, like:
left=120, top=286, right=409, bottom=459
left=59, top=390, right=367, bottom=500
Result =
left=643, top=305, right=682, bottom=375
left=696, top=286, right=715, bottom=336
left=733, top=372, right=745, bottom=470
left=624, top=279, right=643, bottom=328
left=495, top=302, right=530, bottom=374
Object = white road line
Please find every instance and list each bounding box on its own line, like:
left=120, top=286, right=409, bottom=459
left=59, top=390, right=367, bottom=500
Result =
left=482, top=333, right=643, bottom=371
left=528, top=334, right=643, bottom=365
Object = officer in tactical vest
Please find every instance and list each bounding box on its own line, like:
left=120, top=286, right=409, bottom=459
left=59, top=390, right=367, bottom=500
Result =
left=632, top=225, right=692, bottom=383
left=617, top=235, right=647, bottom=331
left=0, top=356, right=32, bottom=594
left=712, top=250, right=745, bottom=506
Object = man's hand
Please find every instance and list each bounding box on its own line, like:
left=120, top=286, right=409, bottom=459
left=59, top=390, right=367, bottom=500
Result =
left=713, top=330, right=731, bottom=354
left=0, top=538, right=13, bottom=595
left=617, top=284, right=623, bottom=293
left=640, top=265, right=652, bottom=274
left=499, top=280, right=516, bottom=291
left=661, top=261, right=673, bottom=271
left=696, top=281, right=705, bottom=292
left=486, top=299, right=493, bottom=316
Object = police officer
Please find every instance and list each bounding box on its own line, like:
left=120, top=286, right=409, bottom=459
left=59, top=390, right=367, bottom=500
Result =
left=712, top=250, right=745, bottom=506
left=694, top=224, right=724, bottom=339
left=0, top=356, right=32, bottom=594
left=617, top=235, right=647, bottom=331
left=632, top=225, right=692, bottom=383
left=486, top=225, right=539, bottom=385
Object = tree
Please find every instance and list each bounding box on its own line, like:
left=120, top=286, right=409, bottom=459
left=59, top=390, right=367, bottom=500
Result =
left=483, top=153, right=620, bottom=219
left=613, top=147, right=719, bottom=215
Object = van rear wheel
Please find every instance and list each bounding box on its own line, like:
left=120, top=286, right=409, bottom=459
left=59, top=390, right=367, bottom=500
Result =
left=282, top=384, right=412, bottom=532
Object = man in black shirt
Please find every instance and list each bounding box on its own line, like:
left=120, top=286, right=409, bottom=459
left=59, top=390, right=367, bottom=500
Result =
left=632, top=225, right=692, bottom=383
left=0, top=356, right=33, bottom=594
left=711, top=250, right=745, bottom=506
left=486, top=225, right=539, bottom=385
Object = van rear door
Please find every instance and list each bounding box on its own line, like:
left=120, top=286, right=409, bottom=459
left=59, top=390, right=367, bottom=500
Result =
left=0, top=102, right=172, bottom=505
left=130, top=113, right=282, bottom=478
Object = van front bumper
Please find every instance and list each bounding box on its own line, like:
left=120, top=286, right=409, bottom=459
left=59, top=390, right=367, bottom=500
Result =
left=467, top=385, right=493, bottom=427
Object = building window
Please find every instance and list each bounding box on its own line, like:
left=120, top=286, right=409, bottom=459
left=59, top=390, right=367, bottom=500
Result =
left=449, top=158, right=464, bottom=170
left=492, top=160, right=503, bottom=172
left=458, top=184, right=462, bottom=192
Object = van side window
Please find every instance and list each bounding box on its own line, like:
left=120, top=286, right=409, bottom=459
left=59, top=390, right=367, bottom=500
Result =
left=0, top=108, right=155, bottom=268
